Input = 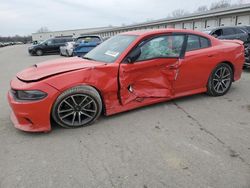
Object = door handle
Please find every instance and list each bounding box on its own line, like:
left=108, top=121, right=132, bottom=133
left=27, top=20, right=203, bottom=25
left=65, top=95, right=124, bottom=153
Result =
left=167, top=63, right=180, bottom=69
left=208, top=54, right=215, bottom=57
left=168, top=65, right=177, bottom=69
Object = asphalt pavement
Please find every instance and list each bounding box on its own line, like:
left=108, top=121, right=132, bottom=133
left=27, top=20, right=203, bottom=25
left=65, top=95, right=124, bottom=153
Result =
left=0, top=44, right=249, bottom=188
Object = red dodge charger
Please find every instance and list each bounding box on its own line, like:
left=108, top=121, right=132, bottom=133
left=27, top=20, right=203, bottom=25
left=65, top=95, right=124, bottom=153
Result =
left=8, top=29, right=245, bottom=132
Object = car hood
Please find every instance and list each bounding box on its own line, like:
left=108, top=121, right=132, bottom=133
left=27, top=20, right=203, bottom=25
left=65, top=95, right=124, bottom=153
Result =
left=16, top=57, right=106, bottom=82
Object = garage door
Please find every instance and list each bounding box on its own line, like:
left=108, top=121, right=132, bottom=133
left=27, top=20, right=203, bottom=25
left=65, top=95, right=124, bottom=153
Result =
left=174, top=23, right=183, bottom=29
left=206, top=19, right=218, bottom=28
left=194, top=21, right=206, bottom=31
left=237, top=15, right=250, bottom=25
left=183, top=22, right=193, bottom=29
left=220, top=17, right=233, bottom=26
left=167, top=24, right=174, bottom=28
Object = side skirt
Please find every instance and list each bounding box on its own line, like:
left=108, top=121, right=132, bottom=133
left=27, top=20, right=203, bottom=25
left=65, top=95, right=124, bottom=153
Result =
left=105, top=87, right=207, bottom=116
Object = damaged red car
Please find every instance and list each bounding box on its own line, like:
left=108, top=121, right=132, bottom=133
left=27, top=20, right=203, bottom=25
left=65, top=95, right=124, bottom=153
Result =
left=8, top=29, right=245, bottom=132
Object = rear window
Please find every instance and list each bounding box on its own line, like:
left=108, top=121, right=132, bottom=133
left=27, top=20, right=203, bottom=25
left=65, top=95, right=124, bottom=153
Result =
left=234, top=28, right=245, bottom=34
left=186, top=35, right=211, bottom=51
left=186, top=35, right=200, bottom=51
left=76, top=36, right=101, bottom=43
left=200, top=37, right=210, bottom=48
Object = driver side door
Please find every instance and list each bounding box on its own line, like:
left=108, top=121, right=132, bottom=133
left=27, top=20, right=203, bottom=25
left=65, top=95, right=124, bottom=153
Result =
left=44, top=39, right=56, bottom=53
left=119, top=34, right=186, bottom=105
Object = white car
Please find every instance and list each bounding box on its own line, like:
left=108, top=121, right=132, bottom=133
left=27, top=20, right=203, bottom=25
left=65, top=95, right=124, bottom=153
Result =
left=60, top=42, right=75, bottom=57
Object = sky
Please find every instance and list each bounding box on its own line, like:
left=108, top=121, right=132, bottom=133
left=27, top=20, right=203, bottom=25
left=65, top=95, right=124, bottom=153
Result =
left=0, top=0, right=248, bottom=36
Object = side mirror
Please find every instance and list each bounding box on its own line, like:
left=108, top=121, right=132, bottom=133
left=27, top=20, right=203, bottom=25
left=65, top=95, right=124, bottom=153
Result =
left=125, top=48, right=141, bottom=64
left=44, top=43, right=48, bottom=46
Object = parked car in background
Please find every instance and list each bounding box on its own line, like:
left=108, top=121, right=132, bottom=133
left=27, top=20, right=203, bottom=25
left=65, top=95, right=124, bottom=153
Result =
left=73, top=35, right=103, bottom=57
left=60, top=42, right=75, bottom=57
left=203, top=26, right=250, bottom=68
left=203, top=26, right=248, bottom=41
left=0, top=42, right=4, bottom=47
left=240, top=25, right=250, bottom=33
left=239, top=26, right=250, bottom=67
left=28, top=37, right=73, bottom=56
left=8, top=29, right=245, bottom=132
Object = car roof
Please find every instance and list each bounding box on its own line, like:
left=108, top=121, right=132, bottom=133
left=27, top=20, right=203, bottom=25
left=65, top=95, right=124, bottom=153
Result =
left=121, top=28, right=213, bottom=39
left=76, top=35, right=101, bottom=39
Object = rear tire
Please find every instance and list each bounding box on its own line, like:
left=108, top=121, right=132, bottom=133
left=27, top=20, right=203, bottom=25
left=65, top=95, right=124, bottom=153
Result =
left=207, top=63, right=233, bottom=96
left=36, top=49, right=43, bottom=56
left=66, top=50, right=70, bottom=57
left=52, top=86, right=102, bottom=128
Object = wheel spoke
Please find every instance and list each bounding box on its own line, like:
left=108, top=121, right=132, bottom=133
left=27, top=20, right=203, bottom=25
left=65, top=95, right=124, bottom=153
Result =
left=71, top=96, right=78, bottom=106
left=221, top=68, right=226, bottom=77
left=64, top=100, right=74, bottom=109
left=78, top=112, right=81, bottom=124
left=221, top=81, right=227, bottom=88
left=80, top=111, right=93, bottom=118
left=61, top=111, right=74, bottom=119
left=72, top=112, right=76, bottom=125
left=223, top=78, right=231, bottom=81
left=215, top=73, right=220, bottom=78
left=82, top=100, right=94, bottom=108
left=214, top=82, right=220, bottom=91
left=79, top=96, right=87, bottom=106
left=59, top=108, right=73, bottom=113
left=82, top=108, right=96, bottom=113
left=218, top=83, right=223, bottom=92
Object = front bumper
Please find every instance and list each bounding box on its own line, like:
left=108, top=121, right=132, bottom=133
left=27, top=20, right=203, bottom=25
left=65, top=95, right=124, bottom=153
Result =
left=28, top=48, right=36, bottom=55
left=7, top=77, right=59, bottom=132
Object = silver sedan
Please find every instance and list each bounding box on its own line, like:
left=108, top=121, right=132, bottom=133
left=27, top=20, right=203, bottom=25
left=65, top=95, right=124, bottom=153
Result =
left=60, top=42, right=75, bottom=57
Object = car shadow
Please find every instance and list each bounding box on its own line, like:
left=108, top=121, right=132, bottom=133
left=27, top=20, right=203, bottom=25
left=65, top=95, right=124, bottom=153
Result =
left=49, top=86, right=243, bottom=134
left=243, top=68, right=250, bottom=73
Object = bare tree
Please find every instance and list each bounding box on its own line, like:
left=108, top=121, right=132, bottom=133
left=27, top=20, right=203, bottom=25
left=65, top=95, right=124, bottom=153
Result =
left=36, top=26, right=49, bottom=33
left=171, top=9, right=189, bottom=18
left=210, top=0, right=231, bottom=10
left=196, top=5, right=208, bottom=12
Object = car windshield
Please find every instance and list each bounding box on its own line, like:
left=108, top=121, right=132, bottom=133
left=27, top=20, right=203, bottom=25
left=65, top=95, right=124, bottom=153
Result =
left=76, top=36, right=101, bottom=43
left=83, top=35, right=137, bottom=63
left=40, top=39, right=51, bottom=44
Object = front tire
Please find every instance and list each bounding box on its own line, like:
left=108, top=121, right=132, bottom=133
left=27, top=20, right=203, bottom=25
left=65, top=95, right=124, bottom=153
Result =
left=36, top=49, right=43, bottom=56
left=207, top=63, right=233, bottom=96
left=52, top=86, right=102, bottom=128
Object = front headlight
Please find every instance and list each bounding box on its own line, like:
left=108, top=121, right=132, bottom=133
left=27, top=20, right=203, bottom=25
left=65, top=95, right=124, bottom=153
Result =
left=11, top=90, right=47, bottom=101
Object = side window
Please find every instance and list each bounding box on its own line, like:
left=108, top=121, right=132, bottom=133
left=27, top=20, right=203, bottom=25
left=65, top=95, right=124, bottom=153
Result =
left=234, top=28, right=245, bottom=34
left=61, top=39, right=67, bottom=43
left=136, top=35, right=185, bottom=61
left=53, top=39, right=60, bottom=44
left=186, top=35, right=211, bottom=51
left=212, top=29, right=222, bottom=37
left=223, top=28, right=235, bottom=36
left=186, top=35, right=200, bottom=51
left=47, top=39, right=54, bottom=45
left=200, top=37, right=210, bottom=48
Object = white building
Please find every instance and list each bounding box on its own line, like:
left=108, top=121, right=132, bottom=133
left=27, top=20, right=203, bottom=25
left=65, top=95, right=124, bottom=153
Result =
left=32, top=4, right=250, bottom=41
